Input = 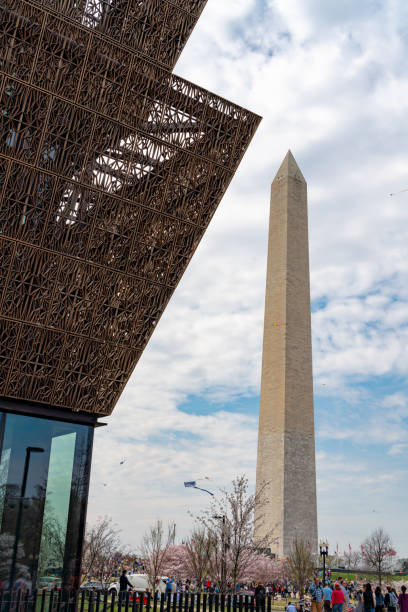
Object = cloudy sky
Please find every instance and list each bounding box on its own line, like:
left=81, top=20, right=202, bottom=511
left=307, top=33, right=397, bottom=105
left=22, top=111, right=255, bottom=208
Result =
left=87, top=0, right=408, bottom=559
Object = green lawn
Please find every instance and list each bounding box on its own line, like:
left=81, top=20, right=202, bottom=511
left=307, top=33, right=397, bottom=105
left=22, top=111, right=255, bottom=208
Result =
left=329, top=570, right=407, bottom=584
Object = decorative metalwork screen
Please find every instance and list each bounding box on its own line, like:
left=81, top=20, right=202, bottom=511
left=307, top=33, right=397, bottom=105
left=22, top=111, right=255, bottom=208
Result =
left=0, top=0, right=261, bottom=415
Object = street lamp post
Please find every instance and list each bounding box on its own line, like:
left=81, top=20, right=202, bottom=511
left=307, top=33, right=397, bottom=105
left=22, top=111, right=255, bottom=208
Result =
left=9, top=446, right=44, bottom=593
left=213, top=515, right=227, bottom=594
left=319, top=541, right=329, bottom=584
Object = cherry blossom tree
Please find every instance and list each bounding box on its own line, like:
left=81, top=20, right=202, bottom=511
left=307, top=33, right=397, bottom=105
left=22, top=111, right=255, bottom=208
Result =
left=164, top=544, right=190, bottom=581
left=242, top=554, right=287, bottom=584
left=361, top=527, right=396, bottom=585
left=165, top=545, right=287, bottom=588
left=164, top=529, right=214, bottom=588
left=192, top=475, right=275, bottom=594
left=342, top=550, right=362, bottom=570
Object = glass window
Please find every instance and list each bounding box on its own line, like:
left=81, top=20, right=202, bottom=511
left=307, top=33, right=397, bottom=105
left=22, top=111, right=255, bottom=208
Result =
left=0, top=411, right=93, bottom=592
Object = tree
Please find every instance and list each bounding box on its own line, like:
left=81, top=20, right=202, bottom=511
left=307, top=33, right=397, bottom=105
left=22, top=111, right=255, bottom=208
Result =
left=192, top=475, right=275, bottom=594
left=342, top=550, right=361, bottom=570
left=164, top=544, right=190, bottom=581
left=243, top=554, right=287, bottom=584
left=287, top=537, right=315, bottom=597
left=37, top=507, right=66, bottom=576
left=165, top=529, right=214, bottom=589
left=325, top=554, right=340, bottom=570
left=140, top=520, right=176, bottom=595
left=361, top=527, right=396, bottom=585
left=185, top=528, right=215, bottom=588
left=82, top=516, right=121, bottom=585
left=0, top=533, right=30, bottom=588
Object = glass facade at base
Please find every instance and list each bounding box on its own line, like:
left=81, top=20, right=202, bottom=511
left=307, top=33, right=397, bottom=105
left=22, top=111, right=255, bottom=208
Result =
left=0, top=411, right=94, bottom=592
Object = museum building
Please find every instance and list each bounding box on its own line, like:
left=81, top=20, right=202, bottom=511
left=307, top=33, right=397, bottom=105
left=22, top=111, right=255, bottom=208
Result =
left=0, top=0, right=260, bottom=591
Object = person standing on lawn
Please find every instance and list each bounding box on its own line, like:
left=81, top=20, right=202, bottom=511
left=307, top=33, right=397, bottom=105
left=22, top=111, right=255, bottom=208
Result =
left=339, top=579, right=349, bottom=611
left=119, top=570, right=133, bottom=603
left=323, top=583, right=333, bottom=612
left=309, top=578, right=324, bottom=612
left=375, top=587, right=384, bottom=612
left=384, top=586, right=397, bottom=612
left=362, top=584, right=375, bottom=612
left=165, top=577, right=174, bottom=598
left=255, top=582, right=267, bottom=612
left=331, top=583, right=345, bottom=612
left=398, top=586, right=408, bottom=612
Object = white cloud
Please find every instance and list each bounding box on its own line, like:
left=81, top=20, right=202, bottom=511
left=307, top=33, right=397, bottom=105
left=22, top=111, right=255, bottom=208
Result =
left=316, top=449, right=407, bottom=551
left=88, top=0, right=408, bottom=555
left=388, top=444, right=408, bottom=456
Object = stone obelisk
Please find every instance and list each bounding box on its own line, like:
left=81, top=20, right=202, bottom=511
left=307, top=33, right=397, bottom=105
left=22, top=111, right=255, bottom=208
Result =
left=255, top=151, right=317, bottom=558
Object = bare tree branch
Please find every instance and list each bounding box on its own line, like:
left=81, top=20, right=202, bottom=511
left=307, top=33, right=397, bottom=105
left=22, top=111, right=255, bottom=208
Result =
left=287, top=537, right=315, bottom=597
left=140, top=520, right=176, bottom=594
left=192, top=475, right=276, bottom=594
left=361, top=527, right=396, bottom=586
left=82, top=516, right=121, bottom=585
left=184, top=528, right=214, bottom=588
left=342, top=550, right=362, bottom=570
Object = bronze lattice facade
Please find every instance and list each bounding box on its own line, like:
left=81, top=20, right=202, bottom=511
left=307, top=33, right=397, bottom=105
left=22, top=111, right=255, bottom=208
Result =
left=0, top=0, right=261, bottom=415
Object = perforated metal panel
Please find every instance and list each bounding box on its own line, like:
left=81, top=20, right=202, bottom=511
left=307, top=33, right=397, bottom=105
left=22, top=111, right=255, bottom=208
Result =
left=0, top=1, right=261, bottom=414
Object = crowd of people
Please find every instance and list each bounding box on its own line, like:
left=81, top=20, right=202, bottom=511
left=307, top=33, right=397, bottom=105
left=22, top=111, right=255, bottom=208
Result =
left=302, top=577, right=408, bottom=612
left=106, top=558, right=146, bottom=578
left=113, top=567, right=408, bottom=612
left=118, top=570, right=408, bottom=611
left=160, top=577, right=298, bottom=597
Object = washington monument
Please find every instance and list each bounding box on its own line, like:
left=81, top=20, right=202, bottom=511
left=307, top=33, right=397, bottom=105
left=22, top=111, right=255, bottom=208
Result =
left=255, top=151, right=318, bottom=558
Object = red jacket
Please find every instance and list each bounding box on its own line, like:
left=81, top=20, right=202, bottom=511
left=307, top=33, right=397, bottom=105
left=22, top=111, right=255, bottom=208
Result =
left=332, top=590, right=345, bottom=605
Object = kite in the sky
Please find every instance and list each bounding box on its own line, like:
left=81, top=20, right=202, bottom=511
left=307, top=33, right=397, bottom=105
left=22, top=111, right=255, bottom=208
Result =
left=120, top=458, right=126, bottom=465
left=184, top=481, right=214, bottom=496
left=390, top=189, right=408, bottom=196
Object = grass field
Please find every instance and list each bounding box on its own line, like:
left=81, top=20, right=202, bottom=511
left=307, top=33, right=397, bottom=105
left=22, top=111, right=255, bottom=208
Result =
left=329, top=570, right=408, bottom=584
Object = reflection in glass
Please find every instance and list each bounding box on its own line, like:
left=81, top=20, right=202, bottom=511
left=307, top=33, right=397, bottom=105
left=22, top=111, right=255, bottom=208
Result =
left=0, top=411, right=93, bottom=591
left=38, top=432, right=76, bottom=579
left=0, top=448, right=11, bottom=522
